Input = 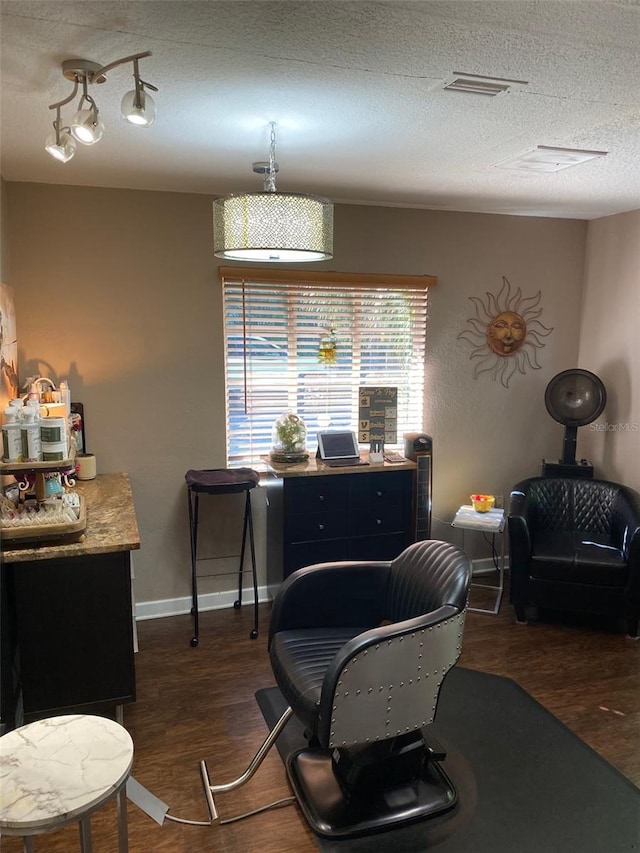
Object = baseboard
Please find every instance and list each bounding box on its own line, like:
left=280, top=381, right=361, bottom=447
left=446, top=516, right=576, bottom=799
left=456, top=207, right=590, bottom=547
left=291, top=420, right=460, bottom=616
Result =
left=472, top=557, right=509, bottom=576
left=136, top=560, right=507, bottom=621
left=135, top=585, right=272, bottom=621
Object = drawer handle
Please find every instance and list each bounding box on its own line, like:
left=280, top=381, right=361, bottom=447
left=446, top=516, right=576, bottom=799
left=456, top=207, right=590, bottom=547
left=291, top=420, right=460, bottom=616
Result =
left=376, top=518, right=382, bottom=525
left=318, top=524, right=325, bottom=530
left=319, top=495, right=325, bottom=501
left=376, top=491, right=383, bottom=497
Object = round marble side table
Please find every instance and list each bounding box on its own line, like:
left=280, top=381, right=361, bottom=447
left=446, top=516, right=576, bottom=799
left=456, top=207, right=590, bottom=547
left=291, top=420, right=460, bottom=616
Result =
left=0, top=714, right=134, bottom=853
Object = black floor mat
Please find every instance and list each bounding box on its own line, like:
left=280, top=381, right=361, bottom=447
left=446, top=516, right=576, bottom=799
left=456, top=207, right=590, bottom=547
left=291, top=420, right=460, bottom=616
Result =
left=256, top=666, right=640, bottom=853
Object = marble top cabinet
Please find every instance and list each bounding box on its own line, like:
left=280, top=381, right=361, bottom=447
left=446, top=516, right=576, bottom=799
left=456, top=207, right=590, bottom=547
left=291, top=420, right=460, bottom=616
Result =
left=1, top=474, right=140, bottom=732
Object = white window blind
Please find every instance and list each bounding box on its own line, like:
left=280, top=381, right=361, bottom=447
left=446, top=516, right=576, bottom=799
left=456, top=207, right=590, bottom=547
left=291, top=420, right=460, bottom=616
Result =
left=220, top=268, right=434, bottom=464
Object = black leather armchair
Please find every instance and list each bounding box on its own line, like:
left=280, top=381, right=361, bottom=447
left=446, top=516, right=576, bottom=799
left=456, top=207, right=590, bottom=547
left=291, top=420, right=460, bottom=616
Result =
left=508, top=477, right=640, bottom=636
left=200, top=540, right=471, bottom=839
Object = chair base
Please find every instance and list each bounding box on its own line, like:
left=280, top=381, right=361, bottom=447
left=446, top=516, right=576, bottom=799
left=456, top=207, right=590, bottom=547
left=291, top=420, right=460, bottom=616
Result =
left=286, top=747, right=457, bottom=839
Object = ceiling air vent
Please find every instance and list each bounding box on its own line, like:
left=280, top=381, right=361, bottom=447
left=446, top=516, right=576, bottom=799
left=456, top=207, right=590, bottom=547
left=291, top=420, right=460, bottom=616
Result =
left=495, top=146, right=608, bottom=173
left=443, top=72, right=528, bottom=96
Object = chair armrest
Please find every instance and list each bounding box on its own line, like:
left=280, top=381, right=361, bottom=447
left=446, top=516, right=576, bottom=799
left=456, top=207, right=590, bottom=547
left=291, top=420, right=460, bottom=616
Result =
left=509, top=480, right=532, bottom=519
left=508, top=515, right=531, bottom=558
left=268, top=561, right=391, bottom=647
left=508, top=481, right=533, bottom=563
left=611, top=486, right=640, bottom=560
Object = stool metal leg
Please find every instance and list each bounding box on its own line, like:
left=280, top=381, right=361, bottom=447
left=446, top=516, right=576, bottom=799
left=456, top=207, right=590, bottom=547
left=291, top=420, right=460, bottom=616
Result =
left=233, top=491, right=250, bottom=611
left=116, top=785, right=129, bottom=853
left=79, top=816, right=93, bottom=853
left=246, top=492, right=259, bottom=639
left=23, top=839, right=35, bottom=853
left=187, top=488, right=200, bottom=647
left=234, top=491, right=259, bottom=639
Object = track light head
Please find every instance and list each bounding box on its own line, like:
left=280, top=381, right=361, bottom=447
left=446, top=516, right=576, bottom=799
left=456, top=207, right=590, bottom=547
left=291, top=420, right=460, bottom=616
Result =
left=45, top=106, right=77, bottom=163
left=121, top=56, right=157, bottom=127
left=71, top=99, right=104, bottom=145
left=45, top=127, right=76, bottom=163
left=121, top=89, right=156, bottom=126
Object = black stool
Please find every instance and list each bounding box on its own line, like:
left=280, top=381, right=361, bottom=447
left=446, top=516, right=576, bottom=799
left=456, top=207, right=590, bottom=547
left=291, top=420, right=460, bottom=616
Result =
left=185, top=468, right=260, bottom=646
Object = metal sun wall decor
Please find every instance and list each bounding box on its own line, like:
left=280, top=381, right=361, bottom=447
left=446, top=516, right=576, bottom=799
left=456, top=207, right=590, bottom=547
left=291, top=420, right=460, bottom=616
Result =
left=457, top=276, right=553, bottom=388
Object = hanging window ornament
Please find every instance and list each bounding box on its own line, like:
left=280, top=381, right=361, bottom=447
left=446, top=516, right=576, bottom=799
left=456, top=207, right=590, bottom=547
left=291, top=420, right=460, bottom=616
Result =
left=318, top=328, right=337, bottom=365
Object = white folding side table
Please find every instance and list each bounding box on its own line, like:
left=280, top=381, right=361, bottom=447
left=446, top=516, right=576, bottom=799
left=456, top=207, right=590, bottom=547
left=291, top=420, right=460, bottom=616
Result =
left=0, top=714, right=134, bottom=852
left=451, top=505, right=506, bottom=615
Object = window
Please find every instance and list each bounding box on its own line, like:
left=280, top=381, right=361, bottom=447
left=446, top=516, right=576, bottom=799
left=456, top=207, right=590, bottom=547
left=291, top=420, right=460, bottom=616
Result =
left=220, top=267, right=435, bottom=463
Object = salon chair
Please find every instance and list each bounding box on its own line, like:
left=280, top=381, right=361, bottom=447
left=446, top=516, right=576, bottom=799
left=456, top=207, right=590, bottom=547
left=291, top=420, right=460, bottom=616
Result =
left=200, top=539, right=471, bottom=838
left=508, top=477, right=640, bottom=636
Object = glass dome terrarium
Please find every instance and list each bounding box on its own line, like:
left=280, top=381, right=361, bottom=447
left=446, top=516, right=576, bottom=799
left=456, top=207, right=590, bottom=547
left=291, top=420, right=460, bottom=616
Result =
left=270, top=411, right=308, bottom=463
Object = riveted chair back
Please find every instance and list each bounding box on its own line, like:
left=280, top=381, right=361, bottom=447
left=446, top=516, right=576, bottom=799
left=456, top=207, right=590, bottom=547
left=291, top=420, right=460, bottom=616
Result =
left=324, top=608, right=466, bottom=749
left=316, top=541, right=471, bottom=748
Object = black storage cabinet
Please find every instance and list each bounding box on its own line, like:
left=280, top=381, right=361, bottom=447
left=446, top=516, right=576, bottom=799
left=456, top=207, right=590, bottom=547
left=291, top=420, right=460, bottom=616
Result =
left=267, top=469, right=414, bottom=588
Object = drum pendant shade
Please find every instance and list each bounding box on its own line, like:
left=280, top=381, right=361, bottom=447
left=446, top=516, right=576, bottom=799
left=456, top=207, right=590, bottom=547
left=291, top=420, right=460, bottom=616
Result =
left=213, top=191, right=333, bottom=262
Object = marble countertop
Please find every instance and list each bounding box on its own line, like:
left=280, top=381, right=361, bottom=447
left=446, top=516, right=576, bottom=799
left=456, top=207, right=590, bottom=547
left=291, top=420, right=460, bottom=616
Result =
left=261, top=451, right=416, bottom=478
left=0, top=714, right=133, bottom=832
left=2, top=473, right=140, bottom=563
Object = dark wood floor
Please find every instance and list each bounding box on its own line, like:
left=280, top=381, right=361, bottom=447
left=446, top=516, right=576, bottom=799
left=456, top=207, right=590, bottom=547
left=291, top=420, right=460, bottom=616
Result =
left=4, top=584, right=639, bottom=852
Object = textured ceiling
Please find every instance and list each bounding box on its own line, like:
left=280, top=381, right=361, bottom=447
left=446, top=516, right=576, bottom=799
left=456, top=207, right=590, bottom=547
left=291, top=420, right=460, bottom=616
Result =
left=2, top=0, right=640, bottom=219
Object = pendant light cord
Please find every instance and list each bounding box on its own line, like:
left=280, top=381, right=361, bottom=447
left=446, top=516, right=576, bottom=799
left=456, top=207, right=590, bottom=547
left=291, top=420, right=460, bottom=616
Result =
left=265, top=122, right=277, bottom=192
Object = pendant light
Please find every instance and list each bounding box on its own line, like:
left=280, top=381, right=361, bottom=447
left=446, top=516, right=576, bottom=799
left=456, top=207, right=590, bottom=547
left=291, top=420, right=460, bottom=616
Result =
left=213, top=123, right=333, bottom=263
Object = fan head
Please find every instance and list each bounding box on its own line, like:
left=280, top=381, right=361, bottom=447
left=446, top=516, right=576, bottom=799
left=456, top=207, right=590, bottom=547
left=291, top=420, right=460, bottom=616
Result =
left=545, top=369, right=606, bottom=427
left=544, top=369, right=606, bottom=466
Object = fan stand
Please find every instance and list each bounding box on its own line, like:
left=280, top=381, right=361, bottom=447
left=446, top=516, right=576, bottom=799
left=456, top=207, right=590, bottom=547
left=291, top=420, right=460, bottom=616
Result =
left=541, top=369, right=606, bottom=480
left=561, top=424, right=578, bottom=465
left=542, top=424, right=593, bottom=477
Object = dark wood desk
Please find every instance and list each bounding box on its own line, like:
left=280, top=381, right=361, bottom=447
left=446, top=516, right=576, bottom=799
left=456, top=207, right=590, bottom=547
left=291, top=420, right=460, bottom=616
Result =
left=263, top=455, right=416, bottom=594
left=1, top=473, right=140, bottom=731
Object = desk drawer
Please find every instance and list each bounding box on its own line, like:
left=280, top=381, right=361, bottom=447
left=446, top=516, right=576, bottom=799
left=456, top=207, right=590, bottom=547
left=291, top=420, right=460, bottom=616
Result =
left=350, top=502, right=404, bottom=537
left=349, top=533, right=407, bottom=562
left=287, top=540, right=349, bottom=575
left=286, top=475, right=348, bottom=515
left=290, top=510, right=349, bottom=543
left=350, top=471, right=408, bottom=508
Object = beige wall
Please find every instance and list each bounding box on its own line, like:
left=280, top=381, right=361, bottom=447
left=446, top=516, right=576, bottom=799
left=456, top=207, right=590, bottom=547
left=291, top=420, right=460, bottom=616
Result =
left=5, top=182, right=587, bottom=608
left=0, top=176, right=7, bottom=282
left=578, top=210, right=640, bottom=490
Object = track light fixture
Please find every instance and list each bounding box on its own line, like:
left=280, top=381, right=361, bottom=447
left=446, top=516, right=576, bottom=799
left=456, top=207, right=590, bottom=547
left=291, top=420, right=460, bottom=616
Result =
left=46, top=51, right=157, bottom=162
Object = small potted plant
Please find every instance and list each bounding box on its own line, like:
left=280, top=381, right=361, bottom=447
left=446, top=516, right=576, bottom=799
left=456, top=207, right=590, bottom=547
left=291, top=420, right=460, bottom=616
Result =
left=270, top=411, right=308, bottom=463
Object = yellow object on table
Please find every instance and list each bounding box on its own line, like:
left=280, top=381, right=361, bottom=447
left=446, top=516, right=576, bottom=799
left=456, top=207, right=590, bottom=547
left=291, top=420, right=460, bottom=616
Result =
left=470, top=494, right=495, bottom=513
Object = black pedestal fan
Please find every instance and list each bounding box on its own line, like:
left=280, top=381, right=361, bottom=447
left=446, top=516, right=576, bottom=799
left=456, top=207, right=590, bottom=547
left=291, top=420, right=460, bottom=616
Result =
left=542, top=368, right=607, bottom=478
